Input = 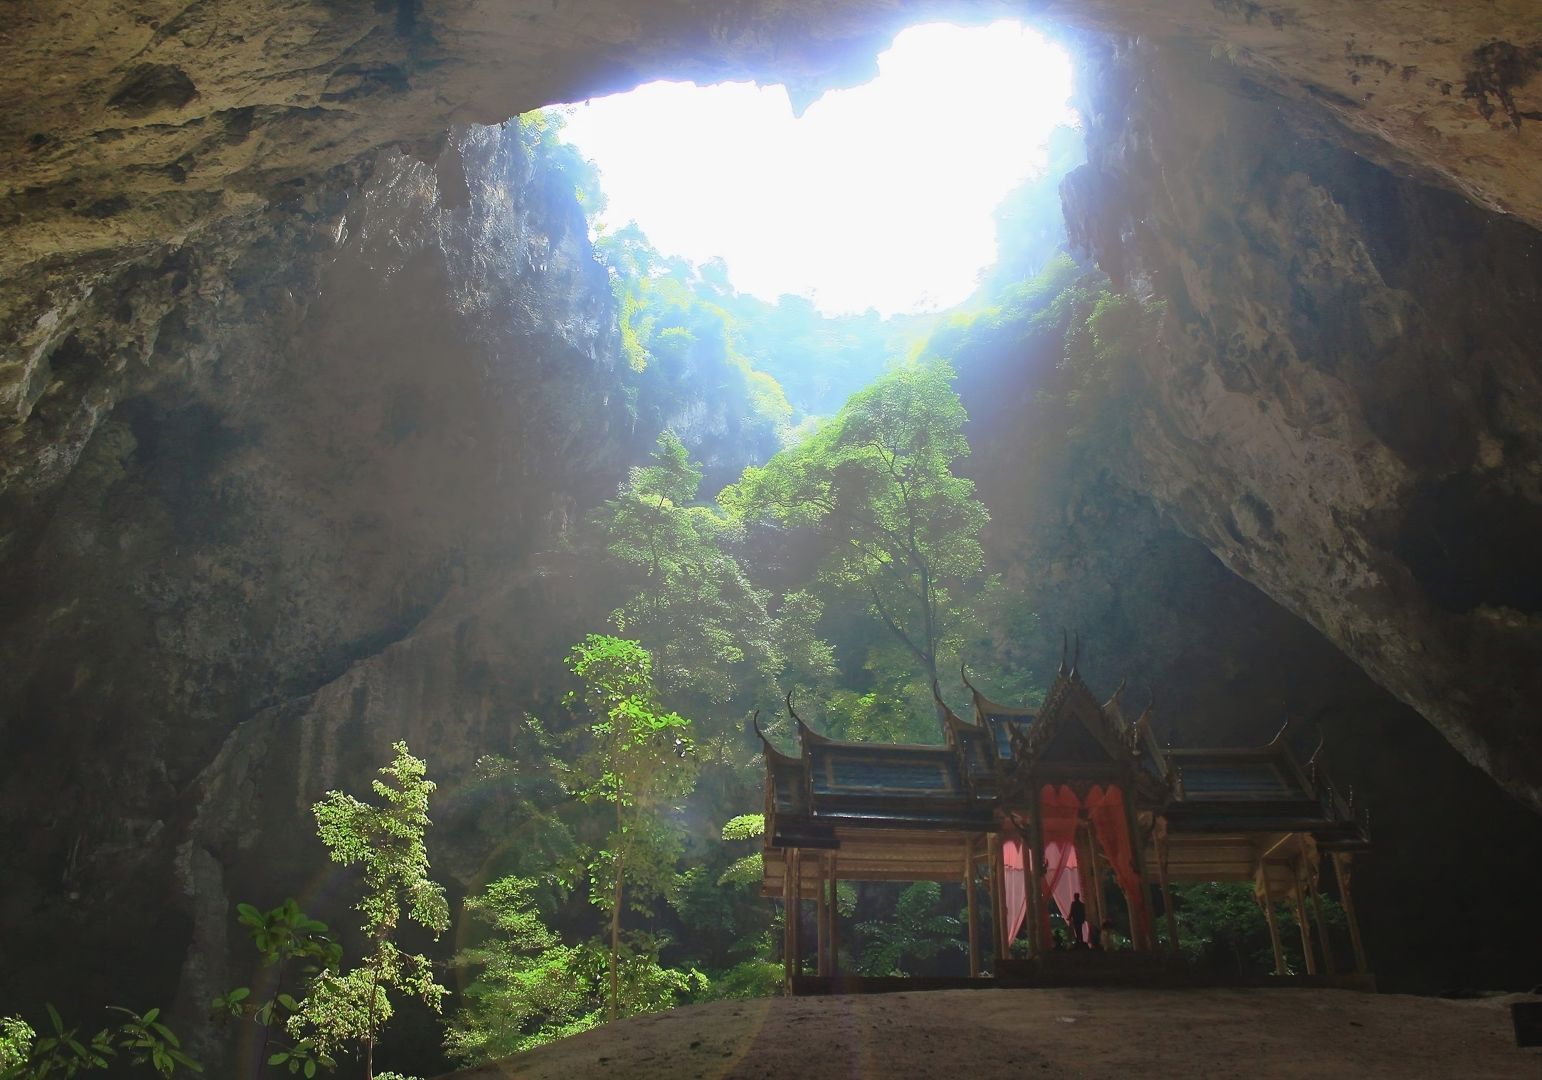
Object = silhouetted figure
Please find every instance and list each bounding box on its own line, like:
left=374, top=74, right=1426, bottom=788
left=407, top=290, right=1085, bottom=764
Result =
left=1069, top=892, right=1086, bottom=946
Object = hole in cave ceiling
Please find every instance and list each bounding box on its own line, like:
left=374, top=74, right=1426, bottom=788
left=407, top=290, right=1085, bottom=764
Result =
left=551, top=20, right=1078, bottom=318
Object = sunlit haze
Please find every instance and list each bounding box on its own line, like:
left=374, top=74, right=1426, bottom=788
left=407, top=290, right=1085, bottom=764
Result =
left=558, top=22, right=1076, bottom=316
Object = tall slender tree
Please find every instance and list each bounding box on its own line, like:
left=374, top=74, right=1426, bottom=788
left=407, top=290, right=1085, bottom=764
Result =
left=289, top=742, right=449, bottom=1080
left=564, top=636, right=698, bottom=1021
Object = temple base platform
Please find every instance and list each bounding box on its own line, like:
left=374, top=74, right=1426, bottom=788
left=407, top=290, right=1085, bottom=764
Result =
left=789, top=955, right=1376, bottom=995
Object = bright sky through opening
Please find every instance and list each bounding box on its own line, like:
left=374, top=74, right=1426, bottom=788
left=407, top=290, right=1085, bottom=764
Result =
left=558, top=22, right=1075, bottom=316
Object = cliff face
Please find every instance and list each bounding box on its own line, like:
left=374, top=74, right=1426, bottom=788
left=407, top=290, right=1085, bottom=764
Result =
left=1062, top=39, right=1542, bottom=811
left=0, top=124, right=632, bottom=1036
left=5, top=2, right=1541, bottom=812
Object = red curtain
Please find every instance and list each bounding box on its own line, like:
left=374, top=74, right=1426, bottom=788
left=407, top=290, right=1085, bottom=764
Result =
left=1037, top=785, right=1081, bottom=943
left=1003, top=835, right=1027, bottom=945
left=1003, top=785, right=1148, bottom=951
left=1085, top=784, right=1152, bottom=947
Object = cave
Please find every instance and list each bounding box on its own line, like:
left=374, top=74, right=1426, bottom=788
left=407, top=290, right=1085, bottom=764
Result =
left=2, top=1, right=1541, bottom=1077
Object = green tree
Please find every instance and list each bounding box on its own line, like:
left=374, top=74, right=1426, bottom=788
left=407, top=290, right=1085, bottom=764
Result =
left=287, top=743, right=450, bottom=1080
left=443, top=877, right=595, bottom=1064
left=0, top=1019, right=30, bottom=1075
left=722, top=360, right=989, bottom=691
left=597, top=431, right=833, bottom=706
left=854, top=882, right=962, bottom=976
left=564, top=636, right=698, bottom=1021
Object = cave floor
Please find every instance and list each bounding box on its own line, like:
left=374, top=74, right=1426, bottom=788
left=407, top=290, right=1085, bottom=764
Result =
left=449, top=986, right=1539, bottom=1079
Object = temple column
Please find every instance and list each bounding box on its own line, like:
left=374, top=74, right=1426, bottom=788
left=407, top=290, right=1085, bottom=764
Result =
left=789, top=848, right=803, bottom=981
left=828, top=858, right=841, bottom=979
left=1306, top=856, right=1336, bottom=977
left=1290, top=868, right=1317, bottom=975
left=965, top=835, right=981, bottom=977
left=1025, top=809, right=1047, bottom=957
left=1332, top=852, right=1368, bottom=974
left=815, top=854, right=828, bottom=977
left=1073, top=823, right=1100, bottom=945
left=782, top=852, right=794, bottom=987
left=1154, top=817, right=1180, bottom=956
left=1086, top=821, right=1110, bottom=947
left=1261, top=891, right=1286, bottom=975
left=990, top=833, right=1007, bottom=965
left=1124, top=801, right=1153, bottom=951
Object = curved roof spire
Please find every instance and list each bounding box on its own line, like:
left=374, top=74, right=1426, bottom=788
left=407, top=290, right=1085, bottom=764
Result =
left=959, top=663, right=1033, bottom=718
left=786, top=688, right=829, bottom=746
left=959, top=661, right=982, bottom=698
left=752, top=708, right=800, bottom=765
left=1102, top=677, right=1128, bottom=720
left=1268, top=711, right=1297, bottom=748
left=934, top=676, right=978, bottom=740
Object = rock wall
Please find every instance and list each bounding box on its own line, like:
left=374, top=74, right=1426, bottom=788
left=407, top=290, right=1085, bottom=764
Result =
left=952, top=262, right=1542, bottom=993
left=2, top=0, right=1541, bottom=1051
left=0, top=124, right=633, bottom=1042
left=1062, top=38, right=1542, bottom=812
left=3, top=0, right=1536, bottom=289
left=5, top=1, right=1541, bottom=813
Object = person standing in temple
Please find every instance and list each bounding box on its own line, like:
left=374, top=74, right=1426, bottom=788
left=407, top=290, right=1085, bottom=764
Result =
left=1069, top=892, right=1086, bottom=947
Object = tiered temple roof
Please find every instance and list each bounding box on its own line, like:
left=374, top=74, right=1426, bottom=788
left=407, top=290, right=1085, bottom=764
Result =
left=760, top=656, right=1369, bottom=892
left=758, top=650, right=1374, bottom=985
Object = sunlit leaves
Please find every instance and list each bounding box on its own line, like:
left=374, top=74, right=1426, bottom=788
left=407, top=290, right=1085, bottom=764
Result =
left=593, top=432, right=834, bottom=708
left=722, top=359, right=988, bottom=683
left=564, top=636, right=699, bottom=1020
left=0, top=1017, right=33, bottom=1073
left=292, top=742, right=449, bottom=1075
left=719, top=814, right=765, bottom=841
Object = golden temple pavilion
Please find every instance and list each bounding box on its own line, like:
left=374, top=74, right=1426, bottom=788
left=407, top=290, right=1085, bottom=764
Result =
left=757, top=648, right=1372, bottom=990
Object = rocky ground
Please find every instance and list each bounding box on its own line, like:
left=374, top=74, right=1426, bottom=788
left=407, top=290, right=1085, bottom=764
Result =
left=450, top=987, right=1540, bottom=1079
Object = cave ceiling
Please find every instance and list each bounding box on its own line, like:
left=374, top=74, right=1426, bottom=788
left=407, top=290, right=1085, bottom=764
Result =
left=2, top=0, right=1538, bottom=290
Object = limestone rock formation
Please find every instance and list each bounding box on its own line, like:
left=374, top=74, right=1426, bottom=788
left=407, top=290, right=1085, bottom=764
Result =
left=0, top=123, right=631, bottom=1029
left=1062, top=39, right=1542, bottom=811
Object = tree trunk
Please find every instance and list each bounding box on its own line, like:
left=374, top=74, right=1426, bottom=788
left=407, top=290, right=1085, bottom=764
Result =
left=364, top=941, right=384, bottom=1080
left=610, top=860, right=622, bottom=1022
left=610, top=793, right=623, bottom=1022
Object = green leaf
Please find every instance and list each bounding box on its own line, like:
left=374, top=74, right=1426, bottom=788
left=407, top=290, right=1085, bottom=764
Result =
left=268, top=1052, right=290, bottom=1065
left=304, top=1059, right=316, bottom=1078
